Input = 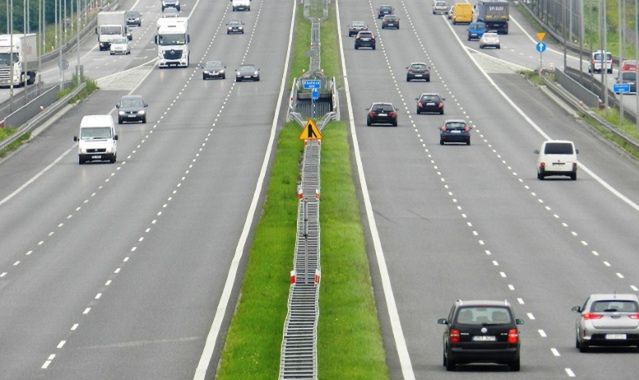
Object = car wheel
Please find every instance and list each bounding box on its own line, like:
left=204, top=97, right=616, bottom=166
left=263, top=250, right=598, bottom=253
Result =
left=466, top=139, right=471, bottom=145
left=510, top=358, right=520, bottom=372
left=110, top=155, right=117, bottom=164
left=222, top=74, right=226, bottom=79
left=354, top=45, right=359, bottom=50
left=426, top=76, right=430, bottom=82
left=480, top=44, right=484, bottom=49
left=497, top=45, right=501, bottom=49
left=227, top=30, right=230, bottom=34
left=440, top=140, right=444, bottom=145
left=608, top=68, right=613, bottom=74
left=445, top=352, right=456, bottom=371
left=579, top=340, right=589, bottom=352
left=142, top=116, right=147, bottom=123
left=255, top=76, right=260, bottom=81
left=118, top=118, right=123, bottom=124
left=407, top=76, right=411, bottom=82
left=372, top=45, right=376, bottom=50
left=393, top=121, right=397, bottom=127
left=570, top=171, right=577, bottom=181
left=78, top=156, right=85, bottom=165
left=440, top=109, right=444, bottom=115
left=203, top=74, right=206, bottom=80
left=367, top=118, right=372, bottom=126
left=575, top=336, right=581, bottom=349
left=467, top=35, right=471, bottom=41
left=537, top=171, right=545, bottom=180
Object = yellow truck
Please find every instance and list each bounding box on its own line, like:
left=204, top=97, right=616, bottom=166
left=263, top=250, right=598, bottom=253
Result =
left=452, top=3, right=473, bottom=24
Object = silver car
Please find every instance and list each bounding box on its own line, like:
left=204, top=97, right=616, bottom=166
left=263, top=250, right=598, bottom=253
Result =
left=572, top=294, right=639, bottom=352
left=479, top=32, right=500, bottom=49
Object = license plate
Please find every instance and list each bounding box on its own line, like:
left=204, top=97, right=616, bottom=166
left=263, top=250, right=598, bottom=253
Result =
left=378, top=113, right=387, bottom=117
left=388, top=24, right=394, bottom=26
left=472, top=336, right=496, bottom=341
left=606, top=334, right=627, bottom=340
left=451, top=130, right=461, bottom=134
left=91, top=155, right=101, bottom=159
left=426, top=103, right=435, bottom=106
left=128, top=114, right=136, bottom=118
left=244, top=76, right=251, bottom=78
left=414, top=74, right=422, bottom=77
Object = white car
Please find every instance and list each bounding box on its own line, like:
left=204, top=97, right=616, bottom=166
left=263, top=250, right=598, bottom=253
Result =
left=535, top=140, right=578, bottom=180
left=109, top=37, right=130, bottom=55
left=432, top=0, right=449, bottom=15
left=232, top=0, right=250, bottom=11
left=572, top=294, right=639, bottom=352
left=479, top=32, right=500, bottom=49
left=590, top=50, right=613, bottom=74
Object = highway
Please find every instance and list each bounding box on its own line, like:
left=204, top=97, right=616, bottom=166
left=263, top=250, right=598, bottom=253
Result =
left=0, top=0, right=294, bottom=378
left=338, top=0, right=639, bottom=378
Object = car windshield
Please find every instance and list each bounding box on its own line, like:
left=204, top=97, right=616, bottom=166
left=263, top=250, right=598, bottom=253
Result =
left=380, top=6, right=392, bottom=11
left=592, top=300, right=639, bottom=312
left=81, top=127, right=112, bottom=140
left=112, top=38, right=127, bottom=44
left=456, top=307, right=512, bottom=325
left=206, top=61, right=223, bottom=69
left=100, top=26, right=122, bottom=35
left=127, top=11, right=140, bottom=17
left=158, top=33, right=186, bottom=45
left=372, top=104, right=394, bottom=112
left=121, top=98, right=143, bottom=108
left=0, top=52, right=19, bottom=65
left=239, top=65, right=256, bottom=71
left=445, top=122, right=466, bottom=130
left=484, top=33, right=498, bottom=38
left=410, top=64, right=427, bottom=70
left=544, top=142, right=573, bottom=154
left=594, top=52, right=612, bottom=61
left=421, top=95, right=440, bottom=102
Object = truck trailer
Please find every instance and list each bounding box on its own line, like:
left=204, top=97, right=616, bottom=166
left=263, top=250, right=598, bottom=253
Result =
left=0, top=33, right=37, bottom=87
left=476, top=0, right=509, bottom=34
left=97, top=11, right=131, bottom=51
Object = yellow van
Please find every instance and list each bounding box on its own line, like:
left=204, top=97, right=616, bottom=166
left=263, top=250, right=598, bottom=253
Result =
left=452, top=3, right=473, bottom=24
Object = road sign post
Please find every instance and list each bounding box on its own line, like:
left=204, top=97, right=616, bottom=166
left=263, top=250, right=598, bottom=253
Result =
left=536, top=42, right=547, bottom=75
left=614, top=83, right=631, bottom=127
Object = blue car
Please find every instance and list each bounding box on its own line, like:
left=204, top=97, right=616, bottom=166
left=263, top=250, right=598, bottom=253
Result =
left=467, top=22, right=487, bottom=41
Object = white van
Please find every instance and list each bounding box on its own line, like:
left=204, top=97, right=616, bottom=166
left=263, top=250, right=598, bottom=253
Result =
left=231, top=0, right=250, bottom=11
left=535, top=140, right=578, bottom=180
left=589, top=50, right=613, bottom=74
left=73, top=115, right=118, bottom=164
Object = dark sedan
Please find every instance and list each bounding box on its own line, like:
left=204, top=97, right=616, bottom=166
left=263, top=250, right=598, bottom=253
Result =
left=348, top=21, right=368, bottom=37
left=116, top=95, right=148, bottom=124
left=235, top=64, right=260, bottom=82
left=381, top=14, right=400, bottom=29
left=378, top=5, right=394, bottom=18
left=416, top=93, right=445, bottom=114
left=440, top=119, right=472, bottom=145
left=354, top=31, right=375, bottom=50
left=202, top=60, right=226, bottom=80
left=406, top=62, right=430, bottom=82
left=226, top=20, right=244, bottom=34
left=126, top=10, right=142, bottom=27
left=366, top=102, right=398, bottom=126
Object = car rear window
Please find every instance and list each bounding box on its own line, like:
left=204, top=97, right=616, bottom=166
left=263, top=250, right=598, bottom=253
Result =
left=373, top=104, right=394, bottom=112
left=385, top=15, right=398, bottom=20
left=621, top=72, right=636, bottom=81
left=411, top=64, right=427, bottom=70
left=359, top=32, right=372, bottom=37
left=544, top=142, right=573, bottom=154
left=592, top=300, right=639, bottom=312
left=456, top=307, right=512, bottom=325
left=594, top=53, right=612, bottom=61
left=421, top=95, right=440, bottom=102
left=445, top=122, right=466, bottom=130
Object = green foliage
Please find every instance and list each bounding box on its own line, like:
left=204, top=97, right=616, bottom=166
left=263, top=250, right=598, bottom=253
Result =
left=0, top=128, right=30, bottom=158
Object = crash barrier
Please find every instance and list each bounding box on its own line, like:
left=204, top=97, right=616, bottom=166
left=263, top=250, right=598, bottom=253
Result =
left=0, top=81, right=84, bottom=152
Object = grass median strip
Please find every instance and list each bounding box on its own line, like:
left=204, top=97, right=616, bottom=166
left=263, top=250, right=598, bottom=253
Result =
left=218, top=1, right=388, bottom=378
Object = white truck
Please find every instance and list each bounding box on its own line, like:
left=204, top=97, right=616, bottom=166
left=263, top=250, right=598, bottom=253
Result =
left=0, top=33, right=37, bottom=87
left=96, top=11, right=131, bottom=51
left=155, top=17, right=190, bottom=68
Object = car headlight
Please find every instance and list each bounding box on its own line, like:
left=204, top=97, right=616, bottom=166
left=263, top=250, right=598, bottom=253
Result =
left=254, top=71, right=259, bottom=75
left=236, top=71, right=241, bottom=75
left=138, top=110, right=146, bottom=115
left=219, top=69, right=225, bottom=73
left=119, top=111, right=125, bottom=115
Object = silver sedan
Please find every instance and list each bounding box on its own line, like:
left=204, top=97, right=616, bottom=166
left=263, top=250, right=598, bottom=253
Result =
left=572, top=294, right=639, bottom=352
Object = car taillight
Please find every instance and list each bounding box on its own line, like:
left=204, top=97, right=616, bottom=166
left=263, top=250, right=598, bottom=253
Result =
left=507, top=328, right=519, bottom=344
left=628, top=313, right=639, bottom=319
left=389, top=111, right=397, bottom=118
left=539, top=162, right=545, bottom=170
left=441, top=126, right=447, bottom=131
left=368, top=111, right=376, bottom=117
left=449, top=329, right=460, bottom=343
left=464, top=126, right=469, bottom=132
left=417, top=101, right=423, bottom=107
left=438, top=103, right=444, bottom=108
left=572, top=163, right=577, bottom=171
left=582, top=312, right=604, bottom=320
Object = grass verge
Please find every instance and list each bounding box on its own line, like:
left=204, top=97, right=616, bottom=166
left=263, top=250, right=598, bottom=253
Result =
left=219, top=1, right=388, bottom=379
left=0, top=128, right=30, bottom=158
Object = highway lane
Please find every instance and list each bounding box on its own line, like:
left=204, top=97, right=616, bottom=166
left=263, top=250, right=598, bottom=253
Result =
left=339, top=0, right=639, bottom=378
left=0, top=0, right=294, bottom=378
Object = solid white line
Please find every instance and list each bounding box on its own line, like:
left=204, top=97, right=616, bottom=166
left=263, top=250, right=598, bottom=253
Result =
left=444, top=19, right=639, bottom=213
left=334, top=1, right=415, bottom=378
left=192, top=0, right=297, bottom=378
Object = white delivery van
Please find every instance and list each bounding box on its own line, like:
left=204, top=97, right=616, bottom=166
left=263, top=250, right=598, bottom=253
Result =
left=231, top=0, right=251, bottom=11
left=535, top=140, right=578, bottom=180
left=73, top=115, right=118, bottom=164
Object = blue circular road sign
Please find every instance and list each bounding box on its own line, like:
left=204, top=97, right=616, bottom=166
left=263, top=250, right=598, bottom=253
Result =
left=536, top=42, right=547, bottom=53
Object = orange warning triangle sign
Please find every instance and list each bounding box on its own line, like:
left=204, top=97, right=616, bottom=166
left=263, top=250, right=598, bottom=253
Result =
left=299, top=118, right=322, bottom=140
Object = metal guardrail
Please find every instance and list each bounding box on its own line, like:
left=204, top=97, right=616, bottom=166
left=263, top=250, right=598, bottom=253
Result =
left=0, top=82, right=85, bottom=152
left=542, top=73, right=639, bottom=152
left=279, top=140, right=321, bottom=380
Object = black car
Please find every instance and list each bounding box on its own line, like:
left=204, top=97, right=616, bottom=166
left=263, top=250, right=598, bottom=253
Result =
left=366, top=102, right=398, bottom=126
left=161, top=0, right=180, bottom=12
left=348, top=21, right=368, bottom=37
left=438, top=300, right=524, bottom=371
left=202, top=60, right=226, bottom=80
left=226, top=20, right=244, bottom=34
left=126, top=10, right=142, bottom=27
left=381, top=14, right=400, bottom=29
left=235, top=64, right=260, bottom=82
left=440, top=119, right=472, bottom=145
left=406, top=62, right=430, bottom=82
left=116, top=95, right=148, bottom=124
left=378, top=5, right=394, bottom=18
left=354, top=31, right=375, bottom=50
left=416, top=93, right=444, bottom=114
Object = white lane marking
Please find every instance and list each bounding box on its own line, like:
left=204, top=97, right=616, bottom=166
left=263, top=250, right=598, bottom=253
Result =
left=527, top=312, right=536, bottom=320
left=41, top=354, right=55, bottom=369
left=193, top=1, right=297, bottom=378
left=565, top=368, right=576, bottom=377
left=631, top=285, right=639, bottom=291
left=70, top=323, right=78, bottom=331
left=551, top=347, right=560, bottom=357
left=444, top=20, right=639, bottom=213
left=517, top=298, right=525, bottom=305
left=327, top=1, right=416, bottom=379
left=538, top=329, right=547, bottom=337
left=57, top=340, right=66, bottom=349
